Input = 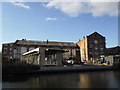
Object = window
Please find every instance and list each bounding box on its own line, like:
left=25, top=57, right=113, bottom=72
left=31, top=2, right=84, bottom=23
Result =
left=90, top=44, right=93, bottom=48
left=10, top=48, right=12, bottom=51
left=89, top=48, right=92, bottom=52
left=89, top=52, right=92, bottom=54
left=100, top=48, right=104, bottom=51
left=100, top=52, right=104, bottom=55
left=4, top=48, right=8, bottom=52
left=95, top=52, right=99, bottom=55
left=90, top=55, right=93, bottom=57
left=95, top=47, right=98, bottom=50
left=94, top=40, right=98, bottom=44
left=3, top=52, right=7, bottom=54
left=4, top=44, right=8, bottom=46
left=10, top=44, right=13, bottom=47
left=10, top=51, right=12, bottom=54
left=89, top=47, right=92, bottom=50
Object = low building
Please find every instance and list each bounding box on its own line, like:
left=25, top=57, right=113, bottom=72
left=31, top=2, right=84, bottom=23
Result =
left=105, top=55, right=120, bottom=66
left=22, top=47, right=68, bottom=66
left=2, top=39, right=80, bottom=62
left=105, top=56, right=114, bottom=65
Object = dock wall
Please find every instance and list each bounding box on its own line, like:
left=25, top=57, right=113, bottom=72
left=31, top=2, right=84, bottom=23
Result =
left=32, top=66, right=114, bottom=73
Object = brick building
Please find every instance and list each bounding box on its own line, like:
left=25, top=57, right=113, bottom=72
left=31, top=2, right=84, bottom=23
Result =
left=77, top=32, right=106, bottom=61
left=2, top=43, right=14, bottom=60
left=2, top=39, right=80, bottom=61
left=106, top=46, right=120, bottom=56
left=2, top=32, right=107, bottom=63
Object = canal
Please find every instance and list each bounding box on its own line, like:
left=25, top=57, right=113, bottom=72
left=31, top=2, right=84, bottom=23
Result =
left=2, top=70, right=120, bottom=88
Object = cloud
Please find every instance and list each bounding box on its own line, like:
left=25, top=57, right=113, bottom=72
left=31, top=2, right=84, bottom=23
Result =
left=45, top=17, right=58, bottom=21
left=11, top=2, right=30, bottom=9
left=88, top=2, right=118, bottom=16
left=46, top=2, right=85, bottom=17
left=45, top=1, right=118, bottom=17
left=10, top=0, right=30, bottom=9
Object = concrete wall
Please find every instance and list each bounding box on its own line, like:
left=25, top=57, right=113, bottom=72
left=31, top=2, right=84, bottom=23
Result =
left=21, top=47, right=27, bottom=54
left=39, top=48, right=45, bottom=66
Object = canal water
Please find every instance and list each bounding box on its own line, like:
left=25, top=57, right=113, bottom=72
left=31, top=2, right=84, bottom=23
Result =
left=2, top=70, right=120, bottom=88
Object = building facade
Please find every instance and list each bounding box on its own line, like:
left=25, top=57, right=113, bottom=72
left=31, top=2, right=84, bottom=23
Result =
left=2, top=43, right=14, bottom=60
left=22, top=47, right=67, bottom=66
left=2, top=32, right=107, bottom=63
left=2, top=39, right=80, bottom=61
left=77, top=32, right=106, bottom=61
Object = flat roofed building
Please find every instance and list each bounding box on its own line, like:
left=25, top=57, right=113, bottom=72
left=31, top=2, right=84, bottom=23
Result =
left=22, top=47, right=68, bottom=66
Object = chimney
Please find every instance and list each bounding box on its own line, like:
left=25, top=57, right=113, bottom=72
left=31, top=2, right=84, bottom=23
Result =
left=22, top=39, right=26, bottom=41
left=47, top=39, right=48, bottom=44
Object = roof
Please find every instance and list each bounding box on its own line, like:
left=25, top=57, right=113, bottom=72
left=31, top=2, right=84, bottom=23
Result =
left=77, top=32, right=105, bottom=43
left=22, top=48, right=68, bottom=56
left=107, top=46, right=120, bottom=49
left=46, top=48, right=68, bottom=54
left=15, top=40, right=76, bottom=47
left=22, top=48, right=39, bottom=56
left=87, top=32, right=105, bottom=38
left=3, top=42, right=14, bottom=45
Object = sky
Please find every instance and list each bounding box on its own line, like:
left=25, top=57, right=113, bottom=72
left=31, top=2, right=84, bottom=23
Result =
left=1, top=1, right=119, bottom=51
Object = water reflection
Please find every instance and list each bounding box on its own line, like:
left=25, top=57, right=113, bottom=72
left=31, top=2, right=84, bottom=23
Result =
left=2, top=71, right=120, bottom=88
left=79, top=73, right=91, bottom=88
left=78, top=71, right=120, bottom=88
left=26, top=73, right=80, bottom=88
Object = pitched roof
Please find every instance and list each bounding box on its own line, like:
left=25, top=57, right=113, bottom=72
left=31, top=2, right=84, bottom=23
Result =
left=87, top=32, right=105, bottom=38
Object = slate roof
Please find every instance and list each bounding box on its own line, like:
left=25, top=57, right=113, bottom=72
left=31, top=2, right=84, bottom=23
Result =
left=15, top=39, right=77, bottom=47
left=87, top=32, right=105, bottom=38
